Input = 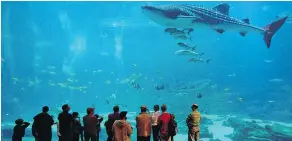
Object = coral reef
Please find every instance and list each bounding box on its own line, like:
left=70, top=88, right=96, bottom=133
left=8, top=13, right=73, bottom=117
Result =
left=223, top=118, right=292, bottom=141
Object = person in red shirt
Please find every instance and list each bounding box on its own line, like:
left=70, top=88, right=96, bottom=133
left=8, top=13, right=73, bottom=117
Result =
left=157, top=104, right=171, bottom=141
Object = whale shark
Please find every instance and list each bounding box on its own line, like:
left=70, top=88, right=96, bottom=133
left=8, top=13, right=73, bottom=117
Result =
left=141, top=3, right=288, bottom=48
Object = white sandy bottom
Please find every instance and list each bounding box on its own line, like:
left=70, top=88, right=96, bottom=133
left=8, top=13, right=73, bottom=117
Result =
left=208, top=121, right=234, bottom=141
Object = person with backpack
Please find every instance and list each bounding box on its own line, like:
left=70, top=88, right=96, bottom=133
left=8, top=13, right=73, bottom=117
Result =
left=169, top=114, right=178, bottom=141
left=186, top=104, right=201, bottom=141
left=105, top=106, right=120, bottom=141
left=157, top=104, right=171, bottom=141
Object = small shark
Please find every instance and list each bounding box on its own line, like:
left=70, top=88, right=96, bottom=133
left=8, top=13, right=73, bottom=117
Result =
left=141, top=3, right=288, bottom=48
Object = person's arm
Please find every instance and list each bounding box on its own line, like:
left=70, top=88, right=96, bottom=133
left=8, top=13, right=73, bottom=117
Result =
left=127, top=123, right=133, bottom=135
left=186, top=114, right=192, bottom=128
left=94, top=116, right=99, bottom=125
left=146, top=109, right=150, bottom=114
left=50, top=115, right=55, bottom=126
left=82, top=117, right=86, bottom=127
left=58, top=113, right=61, bottom=121
left=112, top=122, right=115, bottom=135
left=186, top=114, right=190, bottom=124
left=157, top=116, right=162, bottom=129
left=99, top=117, right=104, bottom=123
left=57, top=122, right=61, bottom=136
left=22, top=122, right=30, bottom=128
left=135, top=116, right=138, bottom=128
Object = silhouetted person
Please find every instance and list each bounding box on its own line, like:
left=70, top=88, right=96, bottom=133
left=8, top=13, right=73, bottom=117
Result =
left=151, top=105, right=160, bottom=141
left=12, top=119, right=30, bottom=141
left=169, top=114, right=178, bottom=141
left=105, top=106, right=120, bottom=141
left=58, top=104, right=73, bottom=141
left=32, top=106, right=54, bottom=141
left=94, top=114, right=104, bottom=141
left=83, top=108, right=98, bottom=141
left=72, top=112, right=83, bottom=141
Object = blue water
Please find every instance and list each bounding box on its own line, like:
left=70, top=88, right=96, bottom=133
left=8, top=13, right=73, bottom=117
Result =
left=1, top=1, right=292, bottom=141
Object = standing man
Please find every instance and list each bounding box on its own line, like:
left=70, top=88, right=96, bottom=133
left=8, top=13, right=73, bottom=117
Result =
left=112, top=111, right=133, bottom=141
left=136, top=105, right=151, bottom=141
left=157, top=104, right=171, bottom=141
left=58, top=104, right=73, bottom=141
left=32, top=106, right=55, bottom=141
left=83, top=108, right=98, bottom=141
left=105, top=106, right=120, bottom=141
left=151, top=105, right=160, bottom=141
left=186, top=104, right=201, bottom=141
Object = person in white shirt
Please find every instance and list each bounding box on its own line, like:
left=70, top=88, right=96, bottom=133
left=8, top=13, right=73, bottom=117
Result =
left=151, top=105, right=160, bottom=141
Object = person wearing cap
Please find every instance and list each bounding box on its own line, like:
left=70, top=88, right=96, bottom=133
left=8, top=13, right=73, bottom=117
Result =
left=151, top=105, right=160, bottom=141
left=112, top=111, right=133, bottom=141
left=83, top=107, right=99, bottom=141
left=58, top=104, right=74, bottom=141
left=105, top=105, right=120, bottom=141
left=186, top=104, right=201, bottom=141
left=32, top=106, right=54, bottom=141
left=157, top=104, right=171, bottom=141
left=136, top=105, right=152, bottom=141
left=12, top=119, right=30, bottom=141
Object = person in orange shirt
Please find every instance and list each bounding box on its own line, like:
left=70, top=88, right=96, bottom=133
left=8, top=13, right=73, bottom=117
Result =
left=136, top=105, right=152, bottom=141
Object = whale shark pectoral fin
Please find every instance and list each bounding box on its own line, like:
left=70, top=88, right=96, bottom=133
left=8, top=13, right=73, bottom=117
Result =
left=239, top=32, right=247, bottom=37
left=242, top=18, right=250, bottom=24
left=214, top=29, right=225, bottom=34
left=212, top=3, right=230, bottom=16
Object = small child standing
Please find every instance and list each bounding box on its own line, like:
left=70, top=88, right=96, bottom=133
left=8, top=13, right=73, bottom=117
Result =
left=12, top=119, right=30, bottom=141
left=72, top=112, right=83, bottom=141
left=94, top=114, right=104, bottom=141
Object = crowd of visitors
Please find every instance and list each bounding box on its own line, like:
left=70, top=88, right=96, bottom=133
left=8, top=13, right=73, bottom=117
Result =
left=12, top=104, right=201, bottom=141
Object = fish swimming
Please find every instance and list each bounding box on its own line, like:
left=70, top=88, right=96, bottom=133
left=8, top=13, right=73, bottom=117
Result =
left=177, top=42, right=196, bottom=51
left=173, top=35, right=191, bottom=40
left=165, top=28, right=192, bottom=40
left=141, top=3, right=288, bottom=48
left=189, top=58, right=211, bottom=63
left=164, top=28, right=194, bottom=36
left=175, top=50, right=203, bottom=56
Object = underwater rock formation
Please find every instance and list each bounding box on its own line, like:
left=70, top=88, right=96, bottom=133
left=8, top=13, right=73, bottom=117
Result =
left=223, top=118, right=292, bottom=141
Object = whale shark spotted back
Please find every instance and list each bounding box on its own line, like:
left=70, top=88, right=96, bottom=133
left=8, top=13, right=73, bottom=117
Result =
left=141, top=3, right=288, bottom=48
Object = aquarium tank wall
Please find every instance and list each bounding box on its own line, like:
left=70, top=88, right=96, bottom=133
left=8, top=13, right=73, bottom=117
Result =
left=1, top=1, right=292, bottom=141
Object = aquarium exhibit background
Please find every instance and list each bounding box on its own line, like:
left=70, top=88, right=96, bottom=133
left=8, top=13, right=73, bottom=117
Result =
left=1, top=1, right=292, bottom=141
